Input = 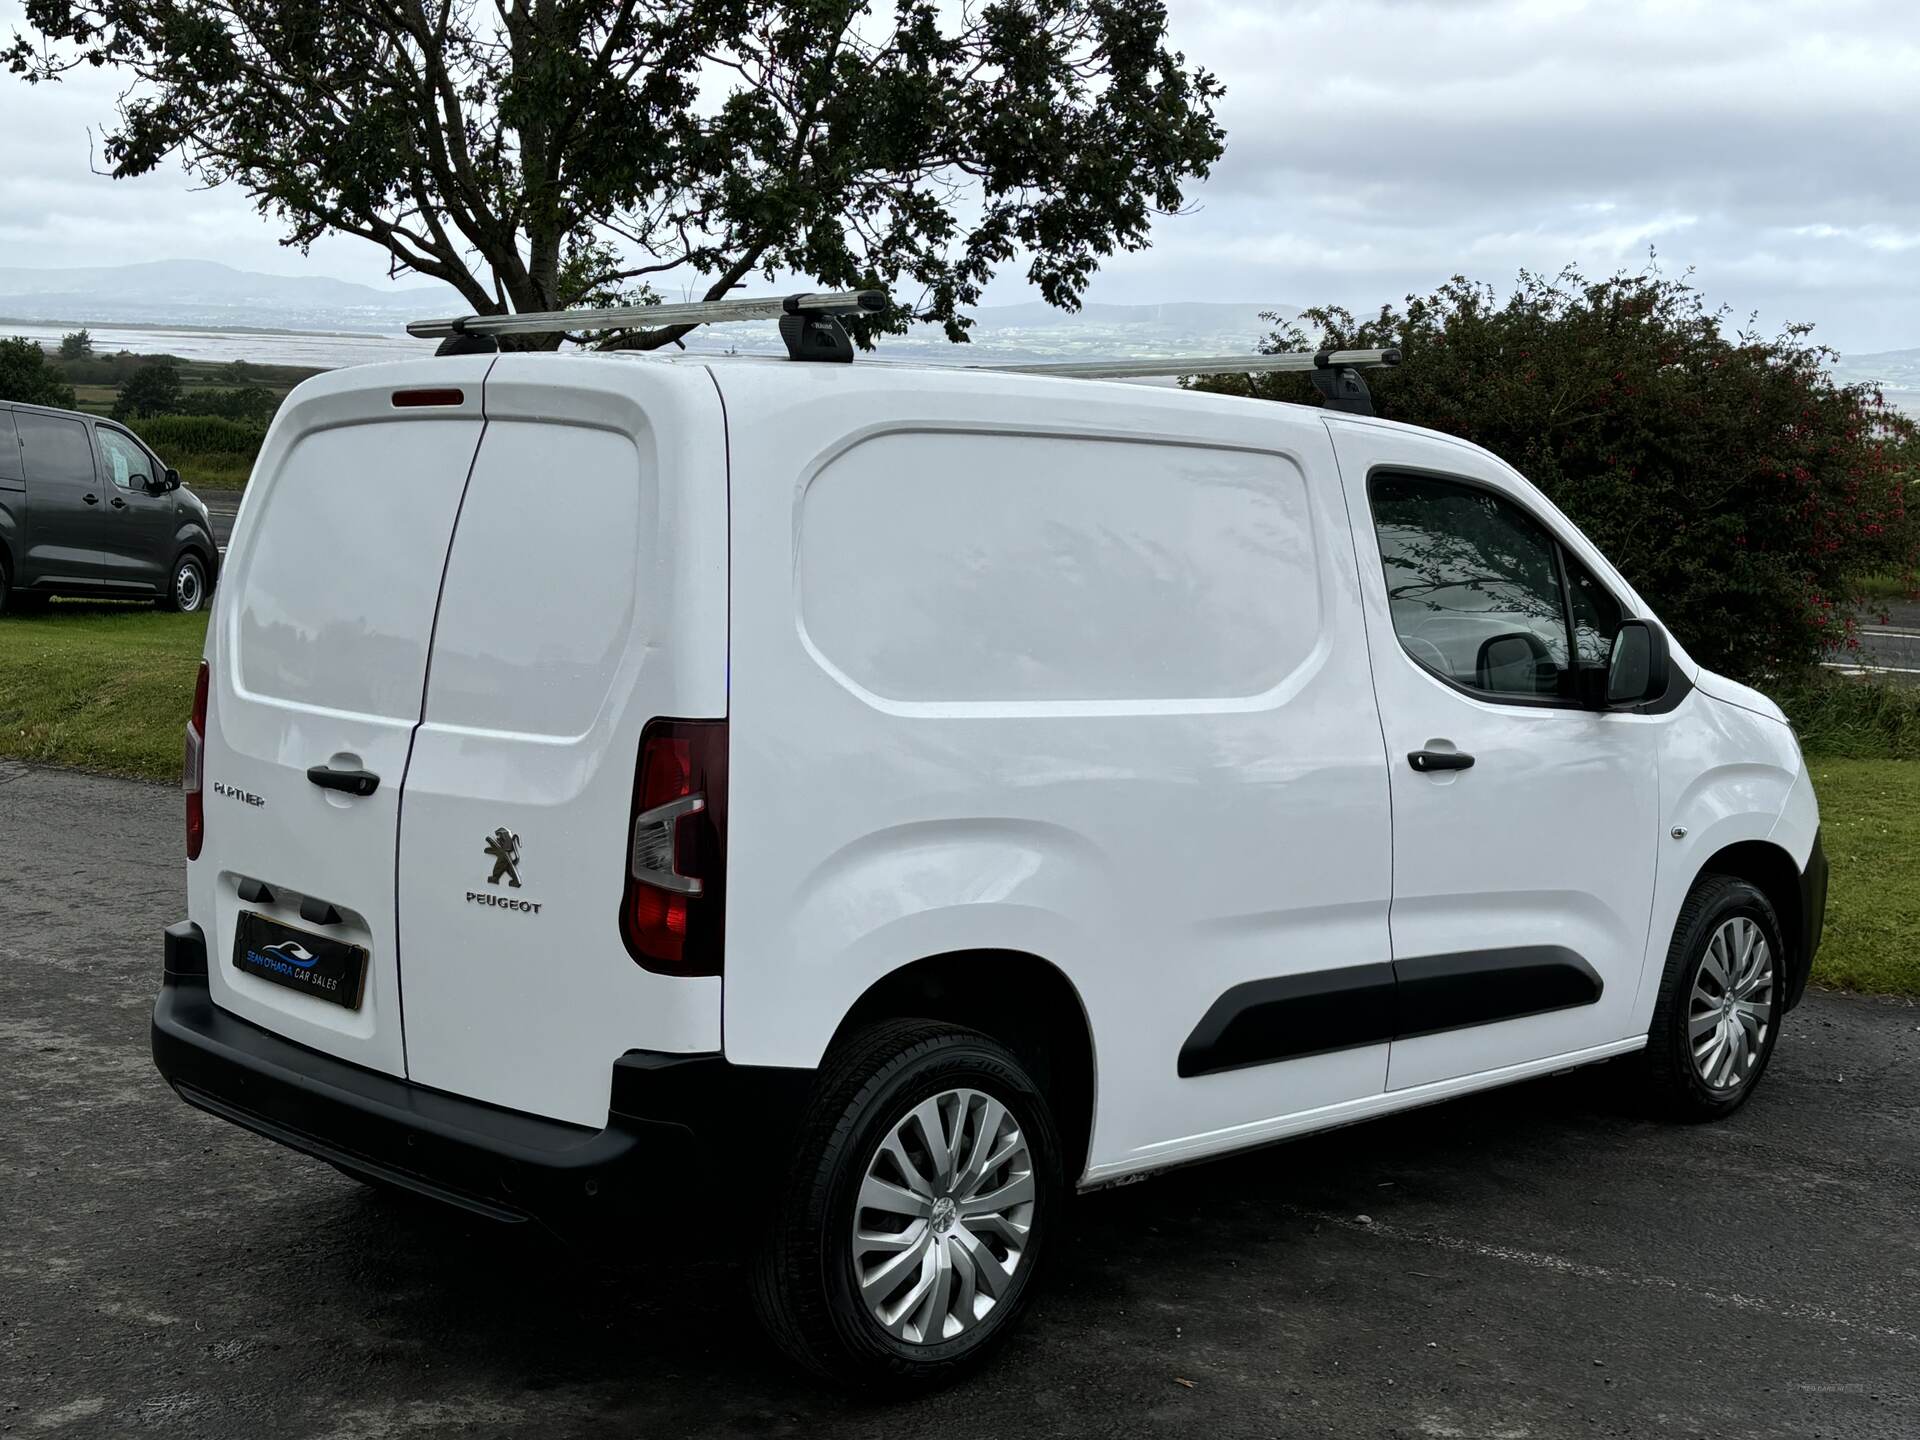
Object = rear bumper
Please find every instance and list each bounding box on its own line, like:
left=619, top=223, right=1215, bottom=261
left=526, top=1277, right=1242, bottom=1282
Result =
left=153, top=921, right=807, bottom=1227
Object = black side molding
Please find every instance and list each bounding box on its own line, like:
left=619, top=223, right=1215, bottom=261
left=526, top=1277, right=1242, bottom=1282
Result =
left=1179, top=946, right=1605, bottom=1079
left=1178, top=964, right=1396, bottom=1078
left=1786, top=829, right=1828, bottom=1012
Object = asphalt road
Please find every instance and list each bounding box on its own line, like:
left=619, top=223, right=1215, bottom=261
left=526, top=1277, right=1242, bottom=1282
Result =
left=1840, top=600, right=1920, bottom=687
left=4, top=761, right=1917, bottom=1439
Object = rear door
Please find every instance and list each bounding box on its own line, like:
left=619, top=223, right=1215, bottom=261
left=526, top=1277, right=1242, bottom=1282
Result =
left=191, top=360, right=494, bottom=1076
left=395, top=356, right=729, bottom=1127
left=15, top=409, right=107, bottom=585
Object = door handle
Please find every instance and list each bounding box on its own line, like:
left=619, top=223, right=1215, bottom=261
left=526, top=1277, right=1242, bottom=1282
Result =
left=109, top=496, right=127, bottom=509
left=82, top=492, right=99, bottom=505
left=306, top=765, right=380, bottom=797
left=1408, top=749, right=1475, bottom=773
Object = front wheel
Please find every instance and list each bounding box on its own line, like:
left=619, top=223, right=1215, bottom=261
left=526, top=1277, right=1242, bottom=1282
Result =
left=1642, top=874, right=1786, bottom=1121
left=160, top=554, right=208, bottom=613
left=752, top=1020, right=1063, bottom=1389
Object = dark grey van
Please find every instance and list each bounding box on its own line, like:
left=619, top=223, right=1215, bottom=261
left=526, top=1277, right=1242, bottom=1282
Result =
left=0, top=401, right=219, bottom=614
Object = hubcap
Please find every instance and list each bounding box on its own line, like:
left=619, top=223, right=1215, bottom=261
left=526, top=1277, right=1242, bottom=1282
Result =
left=177, top=565, right=202, bottom=611
left=1689, top=916, right=1773, bottom=1091
left=851, top=1087, right=1035, bottom=1345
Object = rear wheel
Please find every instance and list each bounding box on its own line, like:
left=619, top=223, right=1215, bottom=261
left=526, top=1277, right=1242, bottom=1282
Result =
left=753, top=1020, right=1063, bottom=1389
left=1642, top=874, right=1785, bottom=1120
left=0, top=556, right=9, bottom=614
left=160, top=554, right=208, bottom=613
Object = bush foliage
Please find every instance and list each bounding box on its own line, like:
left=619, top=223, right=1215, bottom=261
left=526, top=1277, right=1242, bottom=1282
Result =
left=133, top=413, right=267, bottom=457
left=0, top=335, right=77, bottom=408
left=1202, top=266, right=1919, bottom=683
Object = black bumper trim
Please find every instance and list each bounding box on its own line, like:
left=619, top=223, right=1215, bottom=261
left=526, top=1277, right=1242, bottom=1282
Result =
left=1788, top=828, right=1829, bottom=1012
left=153, top=922, right=811, bottom=1227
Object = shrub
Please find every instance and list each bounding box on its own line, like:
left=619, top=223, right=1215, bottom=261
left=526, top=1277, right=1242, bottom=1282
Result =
left=113, top=356, right=186, bottom=419
left=1774, top=671, right=1920, bottom=760
left=0, top=335, right=76, bottom=408
left=133, top=413, right=267, bottom=457
left=1200, top=265, right=1920, bottom=685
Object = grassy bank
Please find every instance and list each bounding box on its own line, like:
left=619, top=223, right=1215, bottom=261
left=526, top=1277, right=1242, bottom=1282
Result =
left=1807, top=759, right=1920, bottom=996
left=0, top=604, right=208, bottom=779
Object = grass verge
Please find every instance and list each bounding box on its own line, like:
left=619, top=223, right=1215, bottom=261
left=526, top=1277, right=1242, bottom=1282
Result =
left=0, top=602, right=207, bottom=781
left=1806, top=758, right=1920, bottom=997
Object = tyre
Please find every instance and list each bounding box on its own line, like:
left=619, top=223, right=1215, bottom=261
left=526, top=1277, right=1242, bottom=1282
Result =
left=0, top=555, right=9, bottom=615
left=1642, top=874, right=1786, bottom=1121
left=753, top=1020, right=1063, bottom=1389
left=160, top=553, right=208, bottom=613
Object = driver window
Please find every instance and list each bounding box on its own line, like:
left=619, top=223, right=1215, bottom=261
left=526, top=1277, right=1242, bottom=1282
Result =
left=1370, top=473, right=1572, bottom=699
left=1566, top=554, right=1624, bottom=667
left=97, top=428, right=148, bottom=491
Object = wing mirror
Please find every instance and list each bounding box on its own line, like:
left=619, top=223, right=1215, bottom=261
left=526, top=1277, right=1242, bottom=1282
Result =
left=1605, top=619, right=1671, bottom=707
left=164, top=467, right=181, bottom=492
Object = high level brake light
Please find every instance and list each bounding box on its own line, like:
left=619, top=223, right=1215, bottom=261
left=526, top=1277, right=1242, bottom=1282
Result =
left=184, top=661, right=209, bottom=860
left=621, top=719, right=728, bottom=975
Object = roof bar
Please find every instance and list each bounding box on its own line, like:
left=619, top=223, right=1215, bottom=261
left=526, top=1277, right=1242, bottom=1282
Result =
left=405, top=288, right=887, bottom=340
left=976, top=348, right=1401, bottom=380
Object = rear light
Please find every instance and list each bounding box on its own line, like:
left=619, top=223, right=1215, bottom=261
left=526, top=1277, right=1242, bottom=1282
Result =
left=184, top=660, right=209, bottom=860
left=390, top=387, right=465, bottom=408
left=621, top=718, right=727, bottom=975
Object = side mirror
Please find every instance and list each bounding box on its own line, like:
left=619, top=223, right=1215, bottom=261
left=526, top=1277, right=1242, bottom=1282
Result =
left=1475, top=630, right=1555, bottom=695
left=164, top=467, right=181, bottom=492
left=1606, top=619, right=1671, bottom=707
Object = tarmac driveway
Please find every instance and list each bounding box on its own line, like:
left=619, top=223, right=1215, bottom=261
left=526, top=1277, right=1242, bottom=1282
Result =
left=2, top=760, right=1916, bottom=1438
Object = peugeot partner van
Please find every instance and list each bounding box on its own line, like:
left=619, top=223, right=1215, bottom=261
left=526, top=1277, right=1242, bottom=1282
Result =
left=0, top=400, right=218, bottom=613
left=152, top=347, right=1826, bottom=1387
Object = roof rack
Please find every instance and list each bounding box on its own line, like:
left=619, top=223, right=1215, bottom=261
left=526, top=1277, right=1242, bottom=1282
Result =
left=977, top=348, right=1400, bottom=415
left=405, top=287, right=1400, bottom=413
left=407, top=289, right=888, bottom=362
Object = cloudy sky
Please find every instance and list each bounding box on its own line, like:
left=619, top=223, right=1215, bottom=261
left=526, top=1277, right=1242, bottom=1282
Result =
left=1, top=0, right=1915, bottom=352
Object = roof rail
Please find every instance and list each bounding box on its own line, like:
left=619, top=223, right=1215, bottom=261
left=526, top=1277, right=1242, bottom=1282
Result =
left=978, top=347, right=1401, bottom=416
left=406, top=289, right=888, bottom=362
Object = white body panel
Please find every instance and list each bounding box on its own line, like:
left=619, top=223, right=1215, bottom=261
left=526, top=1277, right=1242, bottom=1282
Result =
left=717, top=366, right=1396, bottom=1173
left=188, top=352, right=1818, bottom=1183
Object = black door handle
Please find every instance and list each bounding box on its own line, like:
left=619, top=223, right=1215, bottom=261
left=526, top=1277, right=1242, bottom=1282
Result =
left=1408, top=749, right=1475, bottom=773
left=306, top=765, right=380, bottom=797
left=110, top=496, right=127, bottom=509
left=82, top=492, right=99, bottom=505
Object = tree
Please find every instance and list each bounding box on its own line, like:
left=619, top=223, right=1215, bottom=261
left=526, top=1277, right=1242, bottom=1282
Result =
left=1198, top=266, right=1918, bottom=681
left=58, top=328, right=94, bottom=360
left=113, top=357, right=187, bottom=418
left=8, top=0, right=1225, bottom=349
left=0, top=336, right=77, bottom=408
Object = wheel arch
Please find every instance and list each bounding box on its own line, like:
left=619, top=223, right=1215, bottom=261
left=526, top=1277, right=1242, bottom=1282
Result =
left=826, top=949, right=1098, bottom=1183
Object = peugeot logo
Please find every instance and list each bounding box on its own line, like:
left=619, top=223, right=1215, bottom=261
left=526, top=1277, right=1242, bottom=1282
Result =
left=483, top=827, right=523, bottom=889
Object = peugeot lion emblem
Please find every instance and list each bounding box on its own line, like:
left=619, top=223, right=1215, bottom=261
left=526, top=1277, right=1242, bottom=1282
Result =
left=483, top=827, right=523, bottom=889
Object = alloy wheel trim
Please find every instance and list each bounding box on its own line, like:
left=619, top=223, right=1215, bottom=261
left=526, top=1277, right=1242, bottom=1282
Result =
left=1688, top=914, right=1774, bottom=1092
left=849, top=1086, right=1036, bottom=1345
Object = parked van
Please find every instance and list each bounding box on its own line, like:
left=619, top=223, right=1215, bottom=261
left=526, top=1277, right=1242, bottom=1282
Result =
left=152, top=348, right=1826, bottom=1387
left=0, top=401, right=219, bottom=613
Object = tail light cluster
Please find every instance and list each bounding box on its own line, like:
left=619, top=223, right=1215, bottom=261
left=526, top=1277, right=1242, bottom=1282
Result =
left=621, top=718, right=728, bottom=976
left=184, top=661, right=209, bottom=860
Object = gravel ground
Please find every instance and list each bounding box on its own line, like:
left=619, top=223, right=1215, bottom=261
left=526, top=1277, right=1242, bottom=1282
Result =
left=3, top=759, right=1917, bottom=1439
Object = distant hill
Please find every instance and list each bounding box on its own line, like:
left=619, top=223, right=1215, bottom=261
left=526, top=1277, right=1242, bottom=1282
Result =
left=1828, top=348, right=1920, bottom=419
left=0, top=259, right=454, bottom=333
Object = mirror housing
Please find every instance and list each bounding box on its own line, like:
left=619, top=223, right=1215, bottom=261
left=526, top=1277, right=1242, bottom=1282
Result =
left=1605, top=619, right=1671, bottom=707
left=163, top=467, right=182, bottom=492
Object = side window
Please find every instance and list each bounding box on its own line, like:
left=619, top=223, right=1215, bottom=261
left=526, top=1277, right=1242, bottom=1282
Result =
left=97, top=428, right=150, bottom=491
left=0, top=411, right=21, bottom=484
left=1370, top=473, right=1572, bottom=699
left=1566, top=554, right=1623, bottom=667
left=14, top=412, right=97, bottom=488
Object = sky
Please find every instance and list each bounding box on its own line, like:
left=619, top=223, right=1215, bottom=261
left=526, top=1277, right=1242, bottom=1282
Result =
left=1, top=0, right=1916, bottom=352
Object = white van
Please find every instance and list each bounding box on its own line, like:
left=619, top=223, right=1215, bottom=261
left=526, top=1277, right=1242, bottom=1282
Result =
left=154, top=334, right=1827, bottom=1387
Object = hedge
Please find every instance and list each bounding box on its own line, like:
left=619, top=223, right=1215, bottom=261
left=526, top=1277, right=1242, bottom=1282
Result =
left=134, top=413, right=267, bottom=458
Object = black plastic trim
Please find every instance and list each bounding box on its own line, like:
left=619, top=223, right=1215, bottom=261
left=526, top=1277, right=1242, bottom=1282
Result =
left=1179, top=946, right=1605, bottom=1078
left=1178, top=964, right=1396, bottom=1077
left=1787, top=829, right=1828, bottom=1012
left=152, top=924, right=813, bottom=1229
left=1393, top=946, right=1603, bottom=1039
